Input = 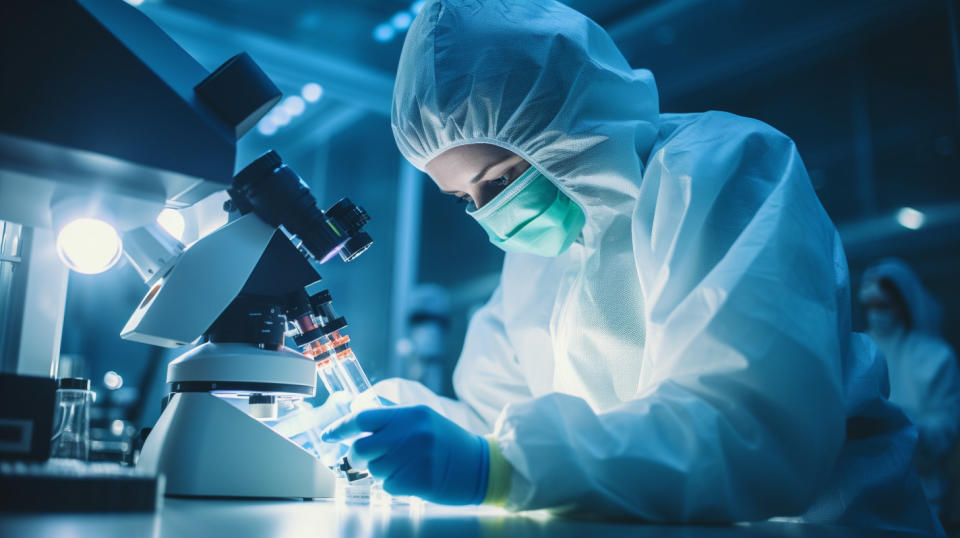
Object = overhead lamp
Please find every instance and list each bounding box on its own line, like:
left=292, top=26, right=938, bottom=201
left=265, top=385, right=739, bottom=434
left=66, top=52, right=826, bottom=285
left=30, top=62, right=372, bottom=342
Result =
left=55, top=217, right=123, bottom=274
left=301, top=83, right=323, bottom=103
left=50, top=196, right=125, bottom=274
left=257, top=117, right=278, bottom=136
left=270, top=107, right=292, bottom=127
left=391, top=12, right=413, bottom=31
left=282, top=96, right=306, bottom=117
left=373, top=23, right=395, bottom=43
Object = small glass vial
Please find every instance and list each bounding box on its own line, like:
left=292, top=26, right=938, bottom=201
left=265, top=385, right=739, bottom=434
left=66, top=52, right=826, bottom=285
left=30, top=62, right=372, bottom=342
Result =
left=50, top=378, right=92, bottom=461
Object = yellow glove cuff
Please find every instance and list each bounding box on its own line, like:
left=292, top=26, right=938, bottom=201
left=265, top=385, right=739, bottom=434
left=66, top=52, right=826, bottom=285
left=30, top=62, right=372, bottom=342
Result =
left=482, top=434, right=512, bottom=506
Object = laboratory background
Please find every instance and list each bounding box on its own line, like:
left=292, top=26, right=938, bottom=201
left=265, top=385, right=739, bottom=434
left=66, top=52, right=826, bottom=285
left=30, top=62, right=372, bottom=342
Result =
left=1, top=0, right=959, bottom=535
left=48, top=0, right=958, bottom=430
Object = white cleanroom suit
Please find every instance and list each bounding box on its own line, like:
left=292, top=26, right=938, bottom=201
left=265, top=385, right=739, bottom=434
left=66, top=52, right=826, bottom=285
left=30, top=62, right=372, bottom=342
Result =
left=378, top=0, right=938, bottom=533
left=862, top=258, right=960, bottom=514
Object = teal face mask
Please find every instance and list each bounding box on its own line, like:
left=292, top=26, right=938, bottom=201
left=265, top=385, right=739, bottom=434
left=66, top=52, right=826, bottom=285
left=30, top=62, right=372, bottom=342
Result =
left=466, top=166, right=585, bottom=257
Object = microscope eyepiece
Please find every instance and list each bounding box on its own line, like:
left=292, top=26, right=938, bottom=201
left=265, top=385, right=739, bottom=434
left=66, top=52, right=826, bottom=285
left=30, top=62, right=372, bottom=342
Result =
left=326, top=198, right=373, bottom=262
left=230, top=151, right=373, bottom=263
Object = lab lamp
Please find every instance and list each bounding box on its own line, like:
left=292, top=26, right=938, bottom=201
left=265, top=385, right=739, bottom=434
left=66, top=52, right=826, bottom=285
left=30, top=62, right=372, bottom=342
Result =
left=55, top=218, right=123, bottom=275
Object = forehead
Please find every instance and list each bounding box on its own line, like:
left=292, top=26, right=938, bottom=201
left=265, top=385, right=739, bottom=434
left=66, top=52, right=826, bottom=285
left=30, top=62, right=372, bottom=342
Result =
left=425, top=143, right=515, bottom=188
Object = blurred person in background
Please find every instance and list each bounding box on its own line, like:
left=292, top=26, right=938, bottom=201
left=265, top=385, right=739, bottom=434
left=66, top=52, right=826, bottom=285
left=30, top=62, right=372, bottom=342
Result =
left=861, top=258, right=960, bottom=518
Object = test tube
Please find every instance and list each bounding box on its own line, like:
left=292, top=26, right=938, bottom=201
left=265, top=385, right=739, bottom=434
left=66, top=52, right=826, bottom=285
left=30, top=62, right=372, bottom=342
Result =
left=327, top=333, right=370, bottom=393
left=290, top=313, right=352, bottom=395
left=317, top=356, right=348, bottom=394
left=327, top=331, right=381, bottom=411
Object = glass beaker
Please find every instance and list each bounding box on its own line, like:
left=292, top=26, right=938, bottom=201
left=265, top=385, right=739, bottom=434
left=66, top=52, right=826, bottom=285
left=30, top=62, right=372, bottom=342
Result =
left=50, top=377, right=92, bottom=460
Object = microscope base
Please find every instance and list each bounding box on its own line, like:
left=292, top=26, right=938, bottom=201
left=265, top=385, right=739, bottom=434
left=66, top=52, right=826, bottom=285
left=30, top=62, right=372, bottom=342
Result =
left=138, top=392, right=335, bottom=499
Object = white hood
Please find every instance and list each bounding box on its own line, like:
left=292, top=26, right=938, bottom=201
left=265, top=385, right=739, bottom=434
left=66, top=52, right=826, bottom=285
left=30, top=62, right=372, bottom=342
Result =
left=391, top=0, right=660, bottom=236
left=862, top=257, right=943, bottom=335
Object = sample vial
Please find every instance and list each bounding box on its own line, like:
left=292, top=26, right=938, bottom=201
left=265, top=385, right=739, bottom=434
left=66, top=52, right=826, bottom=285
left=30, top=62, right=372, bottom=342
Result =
left=327, top=333, right=373, bottom=393
left=318, top=358, right=347, bottom=394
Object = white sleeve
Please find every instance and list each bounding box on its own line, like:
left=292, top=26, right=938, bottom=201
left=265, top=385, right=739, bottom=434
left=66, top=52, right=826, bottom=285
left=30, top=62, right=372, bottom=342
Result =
left=452, top=284, right=533, bottom=432
left=491, top=112, right=848, bottom=521
left=374, top=284, right=532, bottom=436
left=915, top=344, right=960, bottom=463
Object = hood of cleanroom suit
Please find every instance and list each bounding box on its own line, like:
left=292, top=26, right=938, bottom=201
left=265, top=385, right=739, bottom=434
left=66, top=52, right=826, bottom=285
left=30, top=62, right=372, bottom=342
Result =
left=863, top=259, right=960, bottom=509
left=862, top=258, right=944, bottom=335
left=384, top=0, right=937, bottom=532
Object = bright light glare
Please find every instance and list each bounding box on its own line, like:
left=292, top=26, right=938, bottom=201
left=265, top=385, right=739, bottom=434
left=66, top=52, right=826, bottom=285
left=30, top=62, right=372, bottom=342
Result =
left=56, top=218, right=122, bottom=274
left=271, top=108, right=292, bottom=127
left=282, top=96, right=306, bottom=117
left=410, top=1, right=426, bottom=15
left=896, top=207, right=925, bottom=230
left=104, top=370, right=124, bottom=390
left=124, top=0, right=144, bottom=6
left=301, top=83, right=323, bottom=103
left=373, top=23, right=395, bottom=42
left=157, top=208, right=186, bottom=241
left=110, top=419, right=125, bottom=437
left=391, top=12, right=413, bottom=30
left=257, top=117, right=278, bottom=136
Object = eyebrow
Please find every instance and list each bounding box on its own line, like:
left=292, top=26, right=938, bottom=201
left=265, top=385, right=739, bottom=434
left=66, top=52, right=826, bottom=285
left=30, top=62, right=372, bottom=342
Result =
left=468, top=163, right=496, bottom=185
left=469, top=157, right=516, bottom=184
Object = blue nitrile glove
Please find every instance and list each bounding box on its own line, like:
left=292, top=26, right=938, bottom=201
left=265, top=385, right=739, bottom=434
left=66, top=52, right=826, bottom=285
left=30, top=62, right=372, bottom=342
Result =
left=321, top=405, right=489, bottom=505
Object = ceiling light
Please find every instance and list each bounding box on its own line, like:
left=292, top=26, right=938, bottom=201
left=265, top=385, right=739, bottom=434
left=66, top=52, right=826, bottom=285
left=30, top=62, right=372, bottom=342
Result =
left=301, top=83, right=323, bottom=103
left=373, top=23, right=395, bottom=43
left=391, top=12, right=413, bottom=31
left=282, top=96, right=306, bottom=117
left=270, top=108, right=292, bottom=127
left=257, top=117, right=278, bottom=136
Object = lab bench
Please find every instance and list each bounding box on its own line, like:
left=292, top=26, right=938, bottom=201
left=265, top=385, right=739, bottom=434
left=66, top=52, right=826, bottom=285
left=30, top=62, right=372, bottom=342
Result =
left=0, top=498, right=932, bottom=538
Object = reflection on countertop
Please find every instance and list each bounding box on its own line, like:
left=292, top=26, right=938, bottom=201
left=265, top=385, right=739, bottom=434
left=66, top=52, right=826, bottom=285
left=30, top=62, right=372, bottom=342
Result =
left=0, top=498, right=930, bottom=538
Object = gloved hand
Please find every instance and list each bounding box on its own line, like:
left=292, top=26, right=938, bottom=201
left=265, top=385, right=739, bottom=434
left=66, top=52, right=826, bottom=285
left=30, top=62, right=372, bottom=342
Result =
left=272, top=391, right=352, bottom=438
left=321, top=405, right=489, bottom=505
left=272, top=392, right=353, bottom=466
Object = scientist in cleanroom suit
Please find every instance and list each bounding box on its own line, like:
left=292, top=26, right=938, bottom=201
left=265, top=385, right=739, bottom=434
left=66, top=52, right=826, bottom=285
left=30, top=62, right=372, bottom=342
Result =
left=323, top=0, right=939, bottom=532
left=860, top=258, right=960, bottom=517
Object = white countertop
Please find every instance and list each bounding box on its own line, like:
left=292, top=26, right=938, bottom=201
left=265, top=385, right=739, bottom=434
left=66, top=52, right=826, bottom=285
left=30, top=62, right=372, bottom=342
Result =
left=0, top=498, right=933, bottom=538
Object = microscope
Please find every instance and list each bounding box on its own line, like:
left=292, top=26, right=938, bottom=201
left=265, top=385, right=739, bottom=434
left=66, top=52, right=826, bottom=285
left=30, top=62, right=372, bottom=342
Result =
left=122, top=150, right=374, bottom=499
left=1, top=0, right=376, bottom=500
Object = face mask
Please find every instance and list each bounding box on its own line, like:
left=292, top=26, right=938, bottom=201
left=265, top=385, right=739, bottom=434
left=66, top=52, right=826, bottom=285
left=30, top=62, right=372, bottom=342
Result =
left=467, top=166, right=585, bottom=257
left=867, top=308, right=901, bottom=337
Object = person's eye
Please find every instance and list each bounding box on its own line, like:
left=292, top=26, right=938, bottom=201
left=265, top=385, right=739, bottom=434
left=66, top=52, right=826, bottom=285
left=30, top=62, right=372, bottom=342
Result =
left=454, top=195, right=471, bottom=205
left=491, top=175, right=513, bottom=187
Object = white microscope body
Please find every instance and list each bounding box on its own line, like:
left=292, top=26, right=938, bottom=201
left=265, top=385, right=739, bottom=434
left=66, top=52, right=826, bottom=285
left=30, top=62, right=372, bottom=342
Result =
left=139, top=345, right=334, bottom=498
left=122, top=152, right=373, bottom=499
